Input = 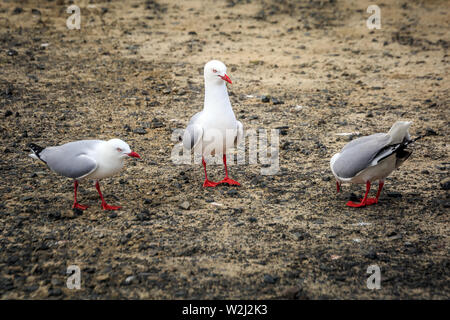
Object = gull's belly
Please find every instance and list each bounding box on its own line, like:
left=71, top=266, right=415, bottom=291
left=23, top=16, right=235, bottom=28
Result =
left=351, top=155, right=397, bottom=184
left=201, top=120, right=237, bottom=156
left=85, top=161, right=124, bottom=180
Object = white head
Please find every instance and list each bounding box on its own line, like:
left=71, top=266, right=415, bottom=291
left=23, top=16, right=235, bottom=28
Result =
left=204, top=60, right=232, bottom=85
left=105, top=139, right=140, bottom=159
left=387, top=121, right=412, bottom=144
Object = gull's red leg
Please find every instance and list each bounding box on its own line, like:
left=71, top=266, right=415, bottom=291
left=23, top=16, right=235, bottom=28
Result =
left=346, top=181, right=371, bottom=208
left=218, top=155, right=240, bottom=186
left=202, top=157, right=219, bottom=187
left=366, top=180, right=384, bottom=205
left=95, top=180, right=121, bottom=210
left=336, top=181, right=341, bottom=193
left=72, top=180, right=88, bottom=210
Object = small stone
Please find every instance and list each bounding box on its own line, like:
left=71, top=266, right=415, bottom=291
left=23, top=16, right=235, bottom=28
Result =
left=133, top=127, right=147, bottom=135
left=387, top=232, right=402, bottom=241
left=63, top=210, right=76, bottom=219
left=108, top=212, right=117, bottom=219
left=175, top=290, right=187, bottom=297
left=281, top=286, right=302, bottom=299
left=292, top=232, right=304, bottom=241
left=48, top=288, right=62, bottom=297
left=136, top=210, right=151, bottom=221
left=150, top=118, right=164, bottom=128
left=12, top=7, right=23, bottom=14
left=364, top=250, right=378, bottom=260
left=272, top=97, right=284, bottom=105
left=179, top=201, right=190, bottom=210
left=4, top=110, right=13, bottom=118
left=72, top=208, right=83, bottom=216
left=387, top=192, right=402, bottom=198
left=425, top=128, right=437, bottom=136
left=263, top=274, right=277, bottom=284
left=96, top=274, right=110, bottom=282
left=440, top=180, right=450, bottom=191
left=7, top=49, right=18, bottom=56
left=125, top=276, right=137, bottom=285
left=248, top=217, right=257, bottom=223
left=261, top=95, right=270, bottom=103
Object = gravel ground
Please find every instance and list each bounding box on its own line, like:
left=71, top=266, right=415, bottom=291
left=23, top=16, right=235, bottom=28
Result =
left=0, top=0, right=448, bottom=299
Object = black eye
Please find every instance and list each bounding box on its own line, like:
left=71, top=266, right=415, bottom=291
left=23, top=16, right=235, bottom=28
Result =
left=212, top=69, right=217, bottom=73
left=116, top=148, right=123, bottom=152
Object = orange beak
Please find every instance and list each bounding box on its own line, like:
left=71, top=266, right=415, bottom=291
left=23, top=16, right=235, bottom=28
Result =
left=127, top=151, right=141, bottom=158
left=219, top=74, right=232, bottom=84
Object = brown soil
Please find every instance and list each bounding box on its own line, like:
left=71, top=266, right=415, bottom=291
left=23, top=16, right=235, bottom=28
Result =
left=0, top=0, right=448, bottom=299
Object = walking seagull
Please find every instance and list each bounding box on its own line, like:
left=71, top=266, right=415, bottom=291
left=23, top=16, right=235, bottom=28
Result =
left=330, top=121, right=424, bottom=207
left=182, top=60, right=244, bottom=187
left=28, top=139, right=140, bottom=210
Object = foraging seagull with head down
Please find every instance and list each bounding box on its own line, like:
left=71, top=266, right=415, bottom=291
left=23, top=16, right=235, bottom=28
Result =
left=182, top=60, right=244, bottom=187
left=29, top=139, right=140, bottom=210
left=330, top=121, right=425, bottom=207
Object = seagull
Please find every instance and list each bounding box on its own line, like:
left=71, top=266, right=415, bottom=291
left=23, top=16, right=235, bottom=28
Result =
left=28, top=139, right=140, bottom=210
left=182, top=60, right=244, bottom=187
left=330, top=121, right=423, bottom=207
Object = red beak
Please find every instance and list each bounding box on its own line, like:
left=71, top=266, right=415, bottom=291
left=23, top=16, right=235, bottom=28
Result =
left=219, top=74, right=232, bottom=84
left=127, top=151, right=141, bottom=158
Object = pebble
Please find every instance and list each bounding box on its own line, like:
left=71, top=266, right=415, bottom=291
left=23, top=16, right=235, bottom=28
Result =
left=179, top=201, right=190, bottom=210
left=364, top=250, right=378, bottom=260
left=6, top=49, right=18, bottom=57
left=12, top=7, right=23, bottom=14
left=387, top=192, right=402, bottom=198
left=48, top=288, right=62, bottom=297
left=272, top=97, right=284, bottom=105
left=292, top=232, right=304, bottom=241
left=125, top=276, right=137, bottom=285
left=440, top=180, right=450, bottom=191
left=261, top=95, right=270, bottom=103
left=150, top=118, right=164, bottom=128
left=281, top=286, right=302, bottom=299
left=263, top=274, right=277, bottom=284
left=96, top=274, right=110, bottom=282
left=136, top=209, right=151, bottom=221
left=133, top=127, right=147, bottom=135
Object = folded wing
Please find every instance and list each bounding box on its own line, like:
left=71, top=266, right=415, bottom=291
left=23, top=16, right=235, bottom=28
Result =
left=183, top=112, right=204, bottom=150
left=40, top=140, right=100, bottom=179
left=333, top=133, right=392, bottom=179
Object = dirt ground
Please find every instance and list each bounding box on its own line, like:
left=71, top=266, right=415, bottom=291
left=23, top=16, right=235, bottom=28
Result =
left=0, top=0, right=448, bottom=299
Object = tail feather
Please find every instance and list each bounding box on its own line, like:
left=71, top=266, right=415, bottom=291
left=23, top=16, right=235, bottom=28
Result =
left=28, top=143, right=46, bottom=163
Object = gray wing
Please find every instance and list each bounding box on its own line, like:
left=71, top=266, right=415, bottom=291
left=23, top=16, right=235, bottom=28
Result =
left=182, top=112, right=203, bottom=150
left=40, top=140, right=100, bottom=179
left=332, top=133, right=392, bottom=178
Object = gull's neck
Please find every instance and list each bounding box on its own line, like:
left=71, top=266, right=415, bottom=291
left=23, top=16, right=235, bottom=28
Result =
left=97, top=142, right=124, bottom=167
left=204, top=80, right=232, bottom=112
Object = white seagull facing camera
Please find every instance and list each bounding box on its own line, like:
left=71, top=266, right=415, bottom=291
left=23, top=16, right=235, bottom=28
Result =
left=330, top=121, right=424, bottom=207
left=28, top=139, right=140, bottom=210
left=183, top=60, right=244, bottom=187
